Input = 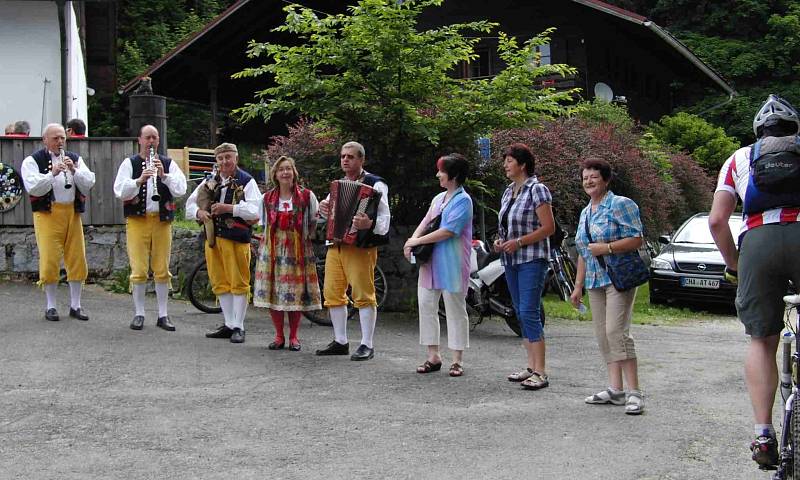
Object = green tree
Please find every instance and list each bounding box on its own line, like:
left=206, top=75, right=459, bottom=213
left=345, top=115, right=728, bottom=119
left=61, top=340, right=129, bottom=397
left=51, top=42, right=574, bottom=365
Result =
left=234, top=0, right=577, bottom=223
left=648, top=112, right=741, bottom=172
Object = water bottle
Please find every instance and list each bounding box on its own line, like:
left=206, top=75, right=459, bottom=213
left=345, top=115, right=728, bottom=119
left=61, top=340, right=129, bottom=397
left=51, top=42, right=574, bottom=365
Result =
left=781, top=331, right=794, bottom=403
left=577, top=302, right=588, bottom=314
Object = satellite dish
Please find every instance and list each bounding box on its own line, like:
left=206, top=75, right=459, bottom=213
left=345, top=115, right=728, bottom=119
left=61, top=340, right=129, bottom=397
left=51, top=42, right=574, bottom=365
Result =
left=594, top=82, right=614, bottom=102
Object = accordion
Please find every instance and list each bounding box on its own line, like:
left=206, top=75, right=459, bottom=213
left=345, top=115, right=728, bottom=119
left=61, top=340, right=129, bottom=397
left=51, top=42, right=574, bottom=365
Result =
left=326, top=179, right=381, bottom=245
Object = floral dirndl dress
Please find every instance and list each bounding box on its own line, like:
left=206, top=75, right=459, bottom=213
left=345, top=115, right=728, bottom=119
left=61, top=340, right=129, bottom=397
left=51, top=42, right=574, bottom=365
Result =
left=253, top=186, right=322, bottom=311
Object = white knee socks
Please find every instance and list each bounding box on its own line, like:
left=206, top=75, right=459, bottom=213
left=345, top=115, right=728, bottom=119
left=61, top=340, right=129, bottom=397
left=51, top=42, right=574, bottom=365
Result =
left=358, top=306, right=377, bottom=348
left=44, top=283, right=57, bottom=310
left=132, top=283, right=146, bottom=316
left=68, top=281, right=82, bottom=310
left=218, top=293, right=234, bottom=328
left=330, top=305, right=348, bottom=344
left=231, top=294, right=247, bottom=331
left=155, top=283, right=169, bottom=318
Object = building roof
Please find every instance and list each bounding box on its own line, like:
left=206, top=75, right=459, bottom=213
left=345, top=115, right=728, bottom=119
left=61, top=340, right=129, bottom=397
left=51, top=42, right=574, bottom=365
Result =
left=122, top=0, right=735, bottom=106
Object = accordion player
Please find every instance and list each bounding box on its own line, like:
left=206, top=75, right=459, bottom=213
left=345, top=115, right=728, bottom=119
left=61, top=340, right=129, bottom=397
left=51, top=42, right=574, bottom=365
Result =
left=326, top=179, right=382, bottom=245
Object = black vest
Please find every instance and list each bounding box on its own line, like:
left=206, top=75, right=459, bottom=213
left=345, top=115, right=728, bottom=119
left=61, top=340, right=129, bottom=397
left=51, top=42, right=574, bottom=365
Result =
left=122, top=154, right=176, bottom=221
left=355, top=172, right=390, bottom=248
left=213, top=168, right=254, bottom=244
left=29, top=149, right=86, bottom=213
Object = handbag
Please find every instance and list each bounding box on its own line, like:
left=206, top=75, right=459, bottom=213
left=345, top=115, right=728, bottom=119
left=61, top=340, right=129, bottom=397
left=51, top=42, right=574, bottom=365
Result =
left=412, top=214, right=441, bottom=263
left=584, top=211, right=649, bottom=291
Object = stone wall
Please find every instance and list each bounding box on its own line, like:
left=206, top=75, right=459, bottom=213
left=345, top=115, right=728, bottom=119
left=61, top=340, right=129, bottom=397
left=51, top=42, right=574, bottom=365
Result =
left=0, top=225, right=419, bottom=312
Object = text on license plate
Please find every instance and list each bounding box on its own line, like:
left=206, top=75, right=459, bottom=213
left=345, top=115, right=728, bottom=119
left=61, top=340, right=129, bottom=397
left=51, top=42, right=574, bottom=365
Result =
left=681, top=277, right=720, bottom=289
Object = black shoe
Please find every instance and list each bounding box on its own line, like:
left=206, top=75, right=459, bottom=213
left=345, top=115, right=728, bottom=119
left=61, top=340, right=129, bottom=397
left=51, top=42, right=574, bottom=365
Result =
left=230, top=328, right=245, bottom=343
left=69, top=308, right=89, bottom=321
left=130, top=315, right=144, bottom=330
left=288, top=342, right=301, bottom=352
left=268, top=340, right=285, bottom=350
left=45, top=308, right=60, bottom=321
left=206, top=325, right=234, bottom=339
left=156, top=316, right=176, bottom=331
left=315, top=340, right=349, bottom=356
left=350, top=344, right=374, bottom=361
left=751, top=434, right=779, bottom=470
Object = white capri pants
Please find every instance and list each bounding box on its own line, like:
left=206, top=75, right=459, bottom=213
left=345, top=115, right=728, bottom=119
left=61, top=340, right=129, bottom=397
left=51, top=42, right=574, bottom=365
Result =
left=418, top=285, right=470, bottom=351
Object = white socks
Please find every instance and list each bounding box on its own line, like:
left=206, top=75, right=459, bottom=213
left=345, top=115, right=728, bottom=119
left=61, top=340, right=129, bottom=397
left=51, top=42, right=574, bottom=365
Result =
left=358, top=306, right=377, bottom=349
left=231, top=294, right=247, bottom=331
left=218, top=293, right=234, bottom=328
left=132, top=283, right=146, bottom=316
left=44, top=283, right=58, bottom=310
left=330, top=305, right=348, bottom=344
left=68, top=281, right=82, bottom=310
left=155, top=282, right=169, bottom=318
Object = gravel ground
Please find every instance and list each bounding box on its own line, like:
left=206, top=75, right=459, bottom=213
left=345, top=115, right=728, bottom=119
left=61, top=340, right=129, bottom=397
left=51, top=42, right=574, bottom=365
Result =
left=0, top=280, right=780, bottom=480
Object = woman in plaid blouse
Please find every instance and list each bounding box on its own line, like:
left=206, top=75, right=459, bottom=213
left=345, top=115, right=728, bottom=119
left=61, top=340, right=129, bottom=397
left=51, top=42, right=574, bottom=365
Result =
left=494, top=143, right=555, bottom=390
left=569, top=158, right=645, bottom=415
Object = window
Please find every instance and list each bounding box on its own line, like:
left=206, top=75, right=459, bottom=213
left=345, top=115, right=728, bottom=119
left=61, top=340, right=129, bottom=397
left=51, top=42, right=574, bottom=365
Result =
left=528, top=43, right=551, bottom=67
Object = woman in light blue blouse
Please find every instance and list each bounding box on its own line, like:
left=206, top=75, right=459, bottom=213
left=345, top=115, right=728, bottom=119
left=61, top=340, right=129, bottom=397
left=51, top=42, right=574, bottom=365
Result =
left=569, top=158, right=645, bottom=415
left=495, top=143, right=555, bottom=390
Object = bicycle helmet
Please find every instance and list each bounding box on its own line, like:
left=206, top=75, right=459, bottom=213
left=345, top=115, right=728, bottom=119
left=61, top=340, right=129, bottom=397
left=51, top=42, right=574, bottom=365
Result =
left=753, top=94, right=800, bottom=137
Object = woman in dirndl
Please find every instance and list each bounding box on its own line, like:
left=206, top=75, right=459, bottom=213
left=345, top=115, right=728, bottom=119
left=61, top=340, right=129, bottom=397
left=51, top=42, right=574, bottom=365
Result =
left=254, top=156, right=321, bottom=351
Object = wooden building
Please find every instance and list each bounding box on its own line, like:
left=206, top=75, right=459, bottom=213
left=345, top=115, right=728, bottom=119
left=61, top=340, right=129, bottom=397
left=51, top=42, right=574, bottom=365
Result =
left=121, top=0, right=735, bottom=142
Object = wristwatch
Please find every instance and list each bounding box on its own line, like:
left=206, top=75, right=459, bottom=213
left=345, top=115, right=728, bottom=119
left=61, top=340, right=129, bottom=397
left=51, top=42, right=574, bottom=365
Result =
left=516, top=238, right=523, bottom=248
left=607, top=242, right=614, bottom=254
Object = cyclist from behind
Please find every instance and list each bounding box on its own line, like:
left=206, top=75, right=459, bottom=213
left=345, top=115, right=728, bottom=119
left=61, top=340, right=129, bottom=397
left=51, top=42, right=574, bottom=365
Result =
left=709, top=94, right=800, bottom=470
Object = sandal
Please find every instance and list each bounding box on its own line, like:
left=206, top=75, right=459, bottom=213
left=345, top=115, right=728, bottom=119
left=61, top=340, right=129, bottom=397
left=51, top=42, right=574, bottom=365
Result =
left=416, top=360, right=443, bottom=374
left=448, top=363, right=464, bottom=377
left=520, top=372, right=549, bottom=390
left=585, top=388, right=625, bottom=405
left=507, top=368, right=534, bottom=382
left=625, top=391, right=645, bottom=415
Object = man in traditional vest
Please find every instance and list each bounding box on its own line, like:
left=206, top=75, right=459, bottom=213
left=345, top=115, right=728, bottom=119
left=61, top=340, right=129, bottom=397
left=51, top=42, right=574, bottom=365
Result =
left=315, top=141, right=391, bottom=360
left=185, top=143, right=261, bottom=343
left=20, top=123, right=95, bottom=321
left=114, top=125, right=187, bottom=331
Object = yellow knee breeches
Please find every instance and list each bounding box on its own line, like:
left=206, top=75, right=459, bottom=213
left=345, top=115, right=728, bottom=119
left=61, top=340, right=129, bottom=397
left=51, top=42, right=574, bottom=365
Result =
left=33, top=202, right=87, bottom=285
left=126, top=213, right=173, bottom=285
left=323, top=244, right=377, bottom=308
left=205, top=237, right=251, bottom=296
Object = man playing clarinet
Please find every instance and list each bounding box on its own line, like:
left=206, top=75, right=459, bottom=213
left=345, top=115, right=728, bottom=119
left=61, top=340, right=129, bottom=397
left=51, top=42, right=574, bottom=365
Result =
left=21, top=123, right=95, bottom=322
left=114, top=125, right=187, bottom=331
left=315, top=141, right=391, bottom=360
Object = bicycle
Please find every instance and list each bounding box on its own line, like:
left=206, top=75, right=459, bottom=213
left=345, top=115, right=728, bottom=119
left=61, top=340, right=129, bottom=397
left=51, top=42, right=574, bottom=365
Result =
left=773, top=293, right=800, bottom=479
left=185, top=234, right=388, bottom=326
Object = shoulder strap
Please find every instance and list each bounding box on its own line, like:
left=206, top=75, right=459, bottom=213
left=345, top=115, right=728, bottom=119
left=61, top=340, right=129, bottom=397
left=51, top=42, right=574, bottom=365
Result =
left=584, top=210, right=608, bottom=269
left=750, top=140, right=762, bottom=166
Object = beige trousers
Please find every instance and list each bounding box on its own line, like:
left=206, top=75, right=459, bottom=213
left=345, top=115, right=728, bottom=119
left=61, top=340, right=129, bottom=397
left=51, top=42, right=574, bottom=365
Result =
left=587, top=285, right=637, bottom=363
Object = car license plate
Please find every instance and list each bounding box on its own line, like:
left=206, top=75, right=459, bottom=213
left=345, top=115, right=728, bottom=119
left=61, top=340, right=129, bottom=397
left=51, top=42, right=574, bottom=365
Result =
left=681, top=277, right=720, bottom=289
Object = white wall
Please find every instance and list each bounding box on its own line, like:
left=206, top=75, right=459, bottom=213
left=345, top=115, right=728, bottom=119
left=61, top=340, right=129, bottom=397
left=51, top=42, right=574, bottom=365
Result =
left=0, top=1, right=87, bottom=135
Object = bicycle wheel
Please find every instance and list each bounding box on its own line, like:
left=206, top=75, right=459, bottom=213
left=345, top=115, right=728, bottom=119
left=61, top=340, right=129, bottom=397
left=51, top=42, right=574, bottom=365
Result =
left=186, top=260, right=222, bottom=314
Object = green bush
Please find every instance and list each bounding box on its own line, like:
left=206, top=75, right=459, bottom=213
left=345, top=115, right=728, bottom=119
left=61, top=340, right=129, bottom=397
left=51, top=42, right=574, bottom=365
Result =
left=648, top=112, right=740, bottom=173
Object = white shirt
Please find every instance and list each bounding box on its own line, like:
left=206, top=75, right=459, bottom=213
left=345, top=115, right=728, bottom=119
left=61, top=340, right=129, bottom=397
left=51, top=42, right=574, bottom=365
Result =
left=113, top=155, right=188, bottom=211
left=185, top=170, right=261, bottom=222
left=21, top=150, right=95, bottom=203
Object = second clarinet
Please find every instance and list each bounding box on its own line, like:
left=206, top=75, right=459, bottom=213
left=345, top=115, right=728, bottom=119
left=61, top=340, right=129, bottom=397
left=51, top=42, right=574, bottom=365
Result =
left=59, top=148, right=72, bottom=189
left=148, top=145, right=160, bottom=202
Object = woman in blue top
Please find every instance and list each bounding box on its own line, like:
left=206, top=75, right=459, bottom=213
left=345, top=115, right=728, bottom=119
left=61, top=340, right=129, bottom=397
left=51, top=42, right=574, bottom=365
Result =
left=404, top=154, right=473, bottom=377
left=495, top=143, right=555, bottom=390
left=569, top=158, right=645, bottom=415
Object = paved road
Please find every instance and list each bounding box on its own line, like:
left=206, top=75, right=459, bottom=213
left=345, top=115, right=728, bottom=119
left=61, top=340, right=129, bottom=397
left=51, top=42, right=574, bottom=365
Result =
left=0, top=280, right=779, bottom=479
